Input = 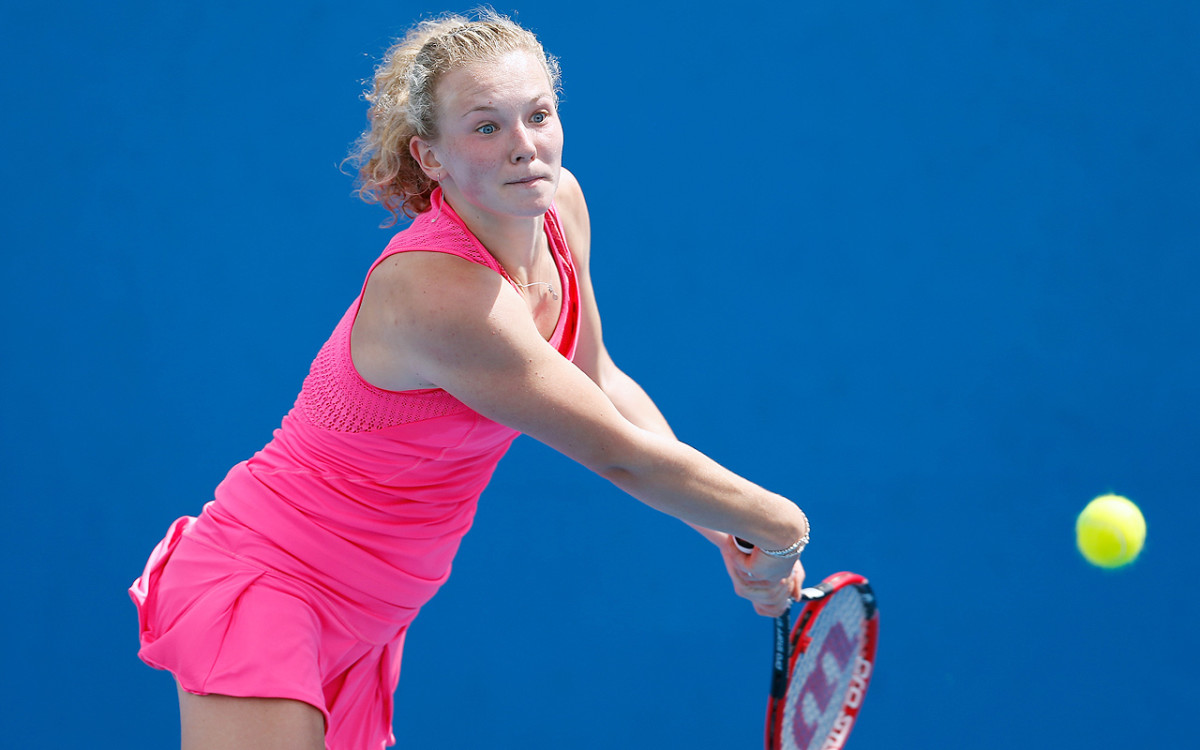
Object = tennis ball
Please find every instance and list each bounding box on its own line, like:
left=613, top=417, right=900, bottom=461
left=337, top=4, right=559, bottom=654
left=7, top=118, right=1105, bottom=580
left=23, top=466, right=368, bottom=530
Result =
left=1075, top=494, right=1146, bottom=569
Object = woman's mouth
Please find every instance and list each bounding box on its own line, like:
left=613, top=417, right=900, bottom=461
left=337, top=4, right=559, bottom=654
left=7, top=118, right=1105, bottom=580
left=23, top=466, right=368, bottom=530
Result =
left=508, top=175, right=547, bottom=185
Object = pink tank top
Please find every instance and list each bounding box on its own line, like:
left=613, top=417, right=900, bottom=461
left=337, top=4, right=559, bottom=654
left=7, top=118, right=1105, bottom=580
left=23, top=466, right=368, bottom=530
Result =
left=192, top=189, right=580, bottom=631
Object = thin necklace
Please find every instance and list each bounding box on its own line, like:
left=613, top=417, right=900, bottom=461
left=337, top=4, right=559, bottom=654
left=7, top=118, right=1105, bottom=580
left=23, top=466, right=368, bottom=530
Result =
left=513, top=235, right=558, bottom=300
left=515, top=280, right=559, bottom=300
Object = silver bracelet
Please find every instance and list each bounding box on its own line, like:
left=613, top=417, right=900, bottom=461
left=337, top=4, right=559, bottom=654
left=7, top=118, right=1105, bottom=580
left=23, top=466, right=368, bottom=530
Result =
left=759, top=529, right=810, bottom=559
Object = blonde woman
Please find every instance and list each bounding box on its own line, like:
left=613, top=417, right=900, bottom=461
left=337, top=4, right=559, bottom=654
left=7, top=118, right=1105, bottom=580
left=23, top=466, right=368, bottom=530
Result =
left=131, top=11, right=809, bottom=750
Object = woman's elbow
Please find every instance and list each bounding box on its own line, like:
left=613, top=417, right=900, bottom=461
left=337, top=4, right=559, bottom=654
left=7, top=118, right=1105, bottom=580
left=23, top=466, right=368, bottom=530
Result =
left=575, top=427, right=659, bottom=488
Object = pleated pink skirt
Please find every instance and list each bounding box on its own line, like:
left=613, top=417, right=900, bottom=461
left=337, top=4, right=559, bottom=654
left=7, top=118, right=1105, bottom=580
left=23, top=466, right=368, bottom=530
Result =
left=130, top=515, right=409, bottom=750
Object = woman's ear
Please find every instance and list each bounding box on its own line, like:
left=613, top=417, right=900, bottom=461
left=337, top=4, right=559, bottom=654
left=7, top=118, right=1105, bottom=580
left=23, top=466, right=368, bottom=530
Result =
left=410, top=136, right=444, bottom=182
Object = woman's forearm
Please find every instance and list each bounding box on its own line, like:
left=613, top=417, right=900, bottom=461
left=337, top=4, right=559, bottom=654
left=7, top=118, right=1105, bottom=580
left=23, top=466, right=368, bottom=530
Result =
left=594, top=427, right=808, bottom=551
left=598, top=365, right=805, bottom=548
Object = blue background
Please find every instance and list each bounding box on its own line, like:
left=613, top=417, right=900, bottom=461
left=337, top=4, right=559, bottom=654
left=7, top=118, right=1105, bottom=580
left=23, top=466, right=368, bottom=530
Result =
left=2, top=1, right=1197, bottom=747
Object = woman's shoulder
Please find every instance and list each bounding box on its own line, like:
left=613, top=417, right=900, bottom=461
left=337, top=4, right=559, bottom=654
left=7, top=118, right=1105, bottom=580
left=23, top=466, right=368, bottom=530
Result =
left=554, top=167, right=591, bottom=261
left=555, top=168, right=586, bottom=219
left=368, top=249, right=501, bottom=304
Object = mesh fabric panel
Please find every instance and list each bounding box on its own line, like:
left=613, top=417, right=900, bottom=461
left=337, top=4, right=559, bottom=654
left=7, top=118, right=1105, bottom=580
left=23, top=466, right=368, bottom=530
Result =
left=295, top=307, right=470, bottom=433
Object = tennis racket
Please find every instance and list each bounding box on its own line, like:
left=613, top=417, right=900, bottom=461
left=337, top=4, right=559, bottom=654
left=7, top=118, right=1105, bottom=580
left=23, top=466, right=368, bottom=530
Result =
left=734, top=539, right=879, bottom=750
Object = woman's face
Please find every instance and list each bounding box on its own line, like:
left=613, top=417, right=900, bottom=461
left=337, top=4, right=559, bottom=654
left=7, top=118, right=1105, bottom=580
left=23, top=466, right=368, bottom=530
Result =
left=417, top=50, right=563, bottom=225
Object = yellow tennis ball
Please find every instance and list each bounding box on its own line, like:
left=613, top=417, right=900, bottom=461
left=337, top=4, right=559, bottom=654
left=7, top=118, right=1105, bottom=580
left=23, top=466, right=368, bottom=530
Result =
left=1075, top=494, right=1146, bottom=568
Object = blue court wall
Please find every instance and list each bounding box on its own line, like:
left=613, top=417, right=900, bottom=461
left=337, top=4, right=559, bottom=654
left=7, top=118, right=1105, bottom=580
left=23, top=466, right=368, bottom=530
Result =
left=1, top=1, right=1197, bottom=747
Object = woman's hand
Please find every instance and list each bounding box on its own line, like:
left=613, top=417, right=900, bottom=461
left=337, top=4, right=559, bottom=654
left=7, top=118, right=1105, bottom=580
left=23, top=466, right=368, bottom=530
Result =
left=717, top=535, right=805, bottom=617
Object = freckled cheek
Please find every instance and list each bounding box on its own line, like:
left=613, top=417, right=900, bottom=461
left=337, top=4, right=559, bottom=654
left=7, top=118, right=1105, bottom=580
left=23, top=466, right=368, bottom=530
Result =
left=442, top=138, right=499, bottom=171
left=479, top=158, right=508, bottom=175
left=456, top=152, right=505, bottom=177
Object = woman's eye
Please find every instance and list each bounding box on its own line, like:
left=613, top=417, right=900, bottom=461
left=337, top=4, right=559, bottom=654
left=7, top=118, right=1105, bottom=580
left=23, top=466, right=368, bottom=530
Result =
left=477, top=123, right=496, bottom=135
left=531, top=112, right=547, bottom=124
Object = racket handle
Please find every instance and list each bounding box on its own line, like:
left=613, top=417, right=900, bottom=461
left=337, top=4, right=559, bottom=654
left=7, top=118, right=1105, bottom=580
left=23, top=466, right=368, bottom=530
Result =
left=771, top=608, right=791, bottom=699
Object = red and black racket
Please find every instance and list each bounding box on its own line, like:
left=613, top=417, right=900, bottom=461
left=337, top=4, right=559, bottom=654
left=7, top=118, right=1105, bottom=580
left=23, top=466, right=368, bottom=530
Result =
left=735, top=541, right=879, bottom=749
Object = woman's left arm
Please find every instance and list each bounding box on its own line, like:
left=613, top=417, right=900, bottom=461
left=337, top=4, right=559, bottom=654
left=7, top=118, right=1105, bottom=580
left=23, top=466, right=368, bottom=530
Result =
left=556, top=169, right=677, bottom=437
left=555, top=169, right=769, bottom=566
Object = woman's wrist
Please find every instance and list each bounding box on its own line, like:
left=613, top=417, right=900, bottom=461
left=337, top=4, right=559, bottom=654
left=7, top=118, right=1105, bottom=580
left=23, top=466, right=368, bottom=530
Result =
left=758, top=531, right=808, bottom=559
left=760, top=507, right=810, bottom=559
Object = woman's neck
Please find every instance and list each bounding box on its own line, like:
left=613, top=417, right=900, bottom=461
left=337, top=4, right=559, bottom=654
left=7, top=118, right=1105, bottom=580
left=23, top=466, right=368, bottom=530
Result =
left=440, top=191, right=546, bottom=276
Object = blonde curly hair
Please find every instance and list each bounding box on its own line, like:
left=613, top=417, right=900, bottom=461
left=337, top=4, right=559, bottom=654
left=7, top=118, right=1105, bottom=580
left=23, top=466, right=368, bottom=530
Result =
left=347, top=9, right=562, bottom=225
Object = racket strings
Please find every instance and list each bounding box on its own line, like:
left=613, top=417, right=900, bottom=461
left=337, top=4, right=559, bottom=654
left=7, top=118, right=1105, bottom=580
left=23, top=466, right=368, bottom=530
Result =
left=779, top=588, right=868, bottom=750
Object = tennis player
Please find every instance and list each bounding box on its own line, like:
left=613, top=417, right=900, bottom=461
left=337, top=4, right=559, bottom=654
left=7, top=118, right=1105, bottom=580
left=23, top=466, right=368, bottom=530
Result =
left=130, top=10, right=810, bottom=750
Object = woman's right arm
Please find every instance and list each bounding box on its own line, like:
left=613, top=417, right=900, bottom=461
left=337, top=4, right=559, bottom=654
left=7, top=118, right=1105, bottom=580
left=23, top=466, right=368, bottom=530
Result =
left=362, top=248, right=808, bottom=587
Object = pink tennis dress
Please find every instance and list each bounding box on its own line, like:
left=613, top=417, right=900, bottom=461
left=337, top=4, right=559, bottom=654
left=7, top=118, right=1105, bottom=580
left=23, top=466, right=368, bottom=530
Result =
left=130, top=188, right=580, bottom=750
